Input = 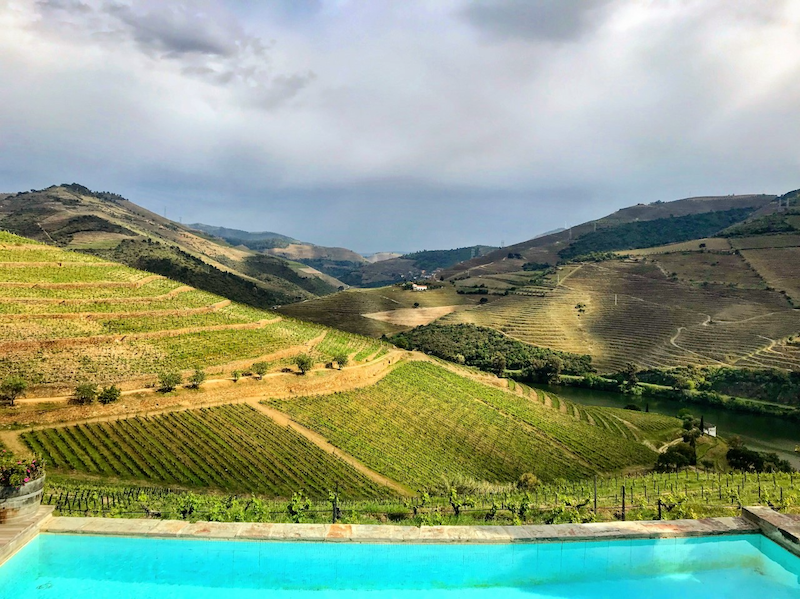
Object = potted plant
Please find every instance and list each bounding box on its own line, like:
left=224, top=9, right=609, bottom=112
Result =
left=0, top=450, right=45, bottom=525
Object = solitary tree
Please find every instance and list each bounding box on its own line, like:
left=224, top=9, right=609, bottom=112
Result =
left=252, top=362, right=268, bottom=380
left=98, top=385, right=121, bottom=405
left=0, top=376, right=27, bottom=407
left=73, top=383, right=98, bottom=405
left=294, top=354, right=313, bottom=375
left=188, top=368, right=206, bottom=389
left=159, top=371, right=182, bottom=392
left=492, top=352, right=507, bottom=378
left=332, top=352, right=349, bottom=370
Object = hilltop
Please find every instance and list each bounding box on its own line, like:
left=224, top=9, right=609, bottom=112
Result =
left=0, top=231, right=682, bottom=499
left=0, top=184, right=341, bottom=307
left=441, top=194, right=774, bottom=279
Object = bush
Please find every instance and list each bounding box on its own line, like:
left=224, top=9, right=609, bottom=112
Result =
left=332, top=352, right=349, bottom=370
left=0, top=376, right=27, bottom=406
left=231, top=370, right=241, bottom=383
left=72, top=383, right=98, bottom=405
left=294, top=354, right=313, bottom=375
left=159, top=371, right=182, bottom=392
left=0, top=450, right=44, bottom=488
left=517, top=472, right=540, bottom=491
left=98, top=385, right=121, bottom=405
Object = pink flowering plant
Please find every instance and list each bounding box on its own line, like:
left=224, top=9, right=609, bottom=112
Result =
left=0, top=450, right=44, bottom=488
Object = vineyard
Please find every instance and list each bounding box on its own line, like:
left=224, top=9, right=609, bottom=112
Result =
left=39, top=469, right=800, bottom=524
left=21, top=404, right=389, bottom=498
left=442, top=261, right=800, bottom=372
left=740, top=247, right=800, bottom=303
left=0, top=234, right=387, bottom=390
left=266, top=362, right=676, bottom=488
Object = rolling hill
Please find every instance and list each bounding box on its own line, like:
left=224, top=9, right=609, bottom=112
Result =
left=0, top=230, right=681, bottom=499
left=441, top=194, right=775, bottom=279
left=0, top=184, right=341, bottom=308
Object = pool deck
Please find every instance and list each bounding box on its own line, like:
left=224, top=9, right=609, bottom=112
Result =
left=40, top=513, right=760, bottom=544
left=0, top=506, right=54, bottom=566
left=743, top=506, right=800, bottom=557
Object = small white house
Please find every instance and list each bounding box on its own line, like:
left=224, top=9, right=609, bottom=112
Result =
left=704, top=424, right=717, bottom=438
left=411, top=284, right=428, bottom=292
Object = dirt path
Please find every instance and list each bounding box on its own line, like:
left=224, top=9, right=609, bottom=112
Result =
left=0, top=261, right=121, bottom=268
left=251, top=403, right=412, bottom=496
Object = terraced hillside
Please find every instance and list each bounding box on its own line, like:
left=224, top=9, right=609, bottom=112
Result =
left=0, top=184, right=341, bottom=307
left=0, top=231, right=387, bottom=393
left=441, top=260, right=799, bottom=372
left=267, top=362, right=676, bottom=487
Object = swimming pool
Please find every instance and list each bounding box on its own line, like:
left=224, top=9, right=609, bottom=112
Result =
left=1, top=533, right=798, bottom=598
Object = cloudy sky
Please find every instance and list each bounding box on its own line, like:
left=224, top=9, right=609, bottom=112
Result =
left=1, top=1, right=799, bottom=253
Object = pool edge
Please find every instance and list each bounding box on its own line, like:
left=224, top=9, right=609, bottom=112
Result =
left=0, top=505, right=54, bottom=567
left=36, top=513, right=764, bottom=545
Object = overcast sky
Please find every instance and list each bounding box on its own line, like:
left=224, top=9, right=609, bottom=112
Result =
left=1, top=1, right=799, bottom=253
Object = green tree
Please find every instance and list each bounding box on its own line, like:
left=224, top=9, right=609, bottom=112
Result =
left=98, top=385, right=121, bottom=405
left=0, top=376, right=27, bottom=407
left=231, top=370, right=241, bottom=383
left=294, top=354, right=313, bottom=375
left=252, top=362, right=269, bottom=380
left=73, top=383, right=98, bottom=405
left=188, top=368, right=206, bottom=389
left=159, top=371, right=182, bottom=392
left=332, top=352, right=349, bottom=370
left=492, top=352, right=507, bottom=378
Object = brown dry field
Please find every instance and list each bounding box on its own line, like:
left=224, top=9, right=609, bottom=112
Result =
left=363, top=305, right=465, bottom=327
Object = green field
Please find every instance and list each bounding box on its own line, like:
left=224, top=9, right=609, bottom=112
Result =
left=22, top=404, right=389, bottom=498
left=267, top=362, right=673, bottom=487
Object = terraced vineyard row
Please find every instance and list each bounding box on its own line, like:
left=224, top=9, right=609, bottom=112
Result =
left=268, top=362, right=663, bottom=488
left=445, top=261, right=800, bottom=372
left=21, top=404, right=388, bottom=498
left=0, top=234, right=392, bottom=389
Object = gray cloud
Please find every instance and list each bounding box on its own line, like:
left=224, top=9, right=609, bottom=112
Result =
left=461, top=0, right=615, bottom=42
left=1, top=0, right=799, bottom=252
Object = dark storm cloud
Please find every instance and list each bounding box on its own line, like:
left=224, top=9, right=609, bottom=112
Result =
left=461, top=0, right=615, bottom=42
left=1, top=0, right=799, bottom=253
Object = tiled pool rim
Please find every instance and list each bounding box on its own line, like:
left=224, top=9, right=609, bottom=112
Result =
left=1, top=505, right=799, bottom=567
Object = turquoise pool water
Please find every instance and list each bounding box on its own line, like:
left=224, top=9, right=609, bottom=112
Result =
left=1, top=533, right=799, bottom=598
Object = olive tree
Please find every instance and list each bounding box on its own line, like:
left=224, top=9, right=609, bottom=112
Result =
left=0, top=376, right=27, bottom=407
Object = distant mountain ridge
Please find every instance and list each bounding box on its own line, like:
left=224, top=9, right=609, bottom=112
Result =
left=0, top=184, right=341, bottom=307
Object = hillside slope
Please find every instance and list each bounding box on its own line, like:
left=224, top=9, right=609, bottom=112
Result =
left=442, top=194, right=774, bottom=279
left=0, top=231, right=681, bottom=498
left=0, top=185, right=339, bottom=307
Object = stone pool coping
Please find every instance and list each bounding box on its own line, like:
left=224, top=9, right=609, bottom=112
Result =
left=39, top=514, right=759, bottom=544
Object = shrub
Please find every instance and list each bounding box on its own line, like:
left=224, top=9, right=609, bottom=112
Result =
left=159, top=371, right=183, bottom=392
left=294, top=354, right=313, bottom=375
left=231, top=370, right=241, bottom=383
left=332, top=352, right=349, bottom=370
left=0, top=376, right=27, bottom=407
left=72, top=383, right=98, bottom=405
left=98, top=385, right=121, bottom=405
left=252, top=362, right=269, bottom=380
left=0, top=450, right=44, bottom=488
left=517, top=472, right=540, bottom=491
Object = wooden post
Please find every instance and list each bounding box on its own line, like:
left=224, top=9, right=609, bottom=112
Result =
left=658, top=498, right=662, bottom=520
left=621, top=486, right=626, bottom=521
left=594, top=475, right=598, bottom=514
